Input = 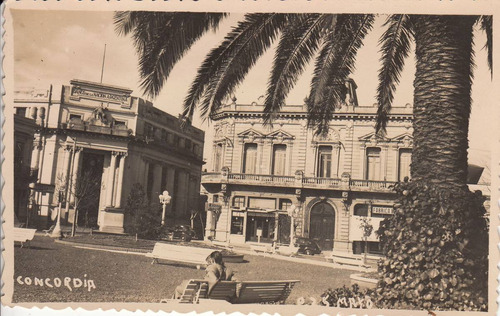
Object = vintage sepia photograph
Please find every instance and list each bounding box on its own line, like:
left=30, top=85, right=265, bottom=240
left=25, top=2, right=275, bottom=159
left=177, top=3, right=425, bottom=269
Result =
left=2, top=1, right=498, bottom=315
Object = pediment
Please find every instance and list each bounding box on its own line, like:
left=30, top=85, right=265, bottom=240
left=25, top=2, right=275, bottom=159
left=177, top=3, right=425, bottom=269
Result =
left=358, top=131, right=390, bottom=145
left=266, top=129, right=295, bottom=140
left=313, top=128, right=340, bottom=143
left=237, top=128, right=265, bottom=139
left=392, top=133, right=413, bottom=147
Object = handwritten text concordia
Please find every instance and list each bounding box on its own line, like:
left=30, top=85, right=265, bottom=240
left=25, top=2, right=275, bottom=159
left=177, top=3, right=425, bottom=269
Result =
left=16, top=275, right=96, bottom=292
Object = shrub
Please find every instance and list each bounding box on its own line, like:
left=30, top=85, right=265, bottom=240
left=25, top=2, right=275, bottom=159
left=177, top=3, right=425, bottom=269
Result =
left=124, top=183, right=163, bottom=240
left=320, top=284, right=375, bottom=309
left=376, top=180, right=488, bottom=311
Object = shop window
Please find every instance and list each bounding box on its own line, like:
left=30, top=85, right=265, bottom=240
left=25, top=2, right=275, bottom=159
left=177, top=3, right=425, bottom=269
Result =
left=232, top=196, right=245, bottom=208
left=398, top=148, right=412, bottom=181
left=317, top=146, right=332, bottom=177
left=354, top=204, right=368, bottom=216
left=243, top=143, right=257, bottom=174
left=231, top=214, right=244, bottom=235
left=366, top=147, right=381, bottom=180
left=279, top=199, right=293, bottom=211
left=213, top=195, right=219, bottom=203
left=271, top=144, right=287, bottom=175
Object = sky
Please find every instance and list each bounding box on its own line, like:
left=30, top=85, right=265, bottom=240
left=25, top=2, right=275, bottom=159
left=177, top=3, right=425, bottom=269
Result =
left=13, top=10, right=494, bottom=181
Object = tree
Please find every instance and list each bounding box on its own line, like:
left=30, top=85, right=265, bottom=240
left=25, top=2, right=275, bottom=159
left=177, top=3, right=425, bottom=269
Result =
left=115, top=12, right=492, bottom=310
left=69, top=170, right=102, bottom=236
left=124, top=183, right=162, bottom=239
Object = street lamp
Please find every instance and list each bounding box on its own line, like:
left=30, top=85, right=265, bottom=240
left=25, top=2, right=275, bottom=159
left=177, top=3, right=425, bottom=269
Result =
left=51, top=186, right=65, bottom=238
left=159, top=190, right=172, bottom=226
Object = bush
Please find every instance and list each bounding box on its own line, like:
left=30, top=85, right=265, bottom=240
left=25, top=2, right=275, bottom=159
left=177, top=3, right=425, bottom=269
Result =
left=320, top=284, right=375, bottom=309
left=124, top=183, right=163, bottom=240
left=376, top=180, right=488, bottom=311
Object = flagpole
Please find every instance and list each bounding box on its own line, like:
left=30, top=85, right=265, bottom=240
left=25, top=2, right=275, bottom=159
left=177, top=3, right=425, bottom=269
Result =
left=100, top=44, right=107, bottom=83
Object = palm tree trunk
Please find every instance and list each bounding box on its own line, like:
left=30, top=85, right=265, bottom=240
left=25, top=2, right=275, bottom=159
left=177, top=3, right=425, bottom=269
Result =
left=411, top=15, right=475, bottom=188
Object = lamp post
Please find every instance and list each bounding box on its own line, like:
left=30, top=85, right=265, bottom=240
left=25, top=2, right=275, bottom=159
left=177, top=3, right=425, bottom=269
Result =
left=159, top=190, right=172, bottom=226
left=51, top=185, right=65, bottom=238
left=287, top=204, right=297, bottom=247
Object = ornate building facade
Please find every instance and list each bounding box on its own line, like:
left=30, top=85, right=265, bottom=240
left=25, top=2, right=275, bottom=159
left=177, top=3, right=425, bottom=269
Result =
left=201, top=82, right=414, bottom=254
left=14, top=79, right=204, bottom=233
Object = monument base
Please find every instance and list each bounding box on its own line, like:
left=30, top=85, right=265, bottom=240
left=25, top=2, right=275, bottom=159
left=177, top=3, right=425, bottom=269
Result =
left=99, top=207, right=125, bottom=234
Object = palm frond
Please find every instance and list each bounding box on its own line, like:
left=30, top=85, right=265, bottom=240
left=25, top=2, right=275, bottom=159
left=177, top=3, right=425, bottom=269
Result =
left=262, top=14, right=334, bottom=124
left=376, top=14, right=414, bottom=135
left=479, top=15, right=492, bottom=77
left=307, top=14, right=374, bottom=134
left=114, top=12, right=227, bottom=98
left=184, top=13, right=289, bottom=121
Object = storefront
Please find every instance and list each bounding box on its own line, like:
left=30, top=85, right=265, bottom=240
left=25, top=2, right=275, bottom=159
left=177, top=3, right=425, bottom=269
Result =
left=350, top=203, right=393, bottom=254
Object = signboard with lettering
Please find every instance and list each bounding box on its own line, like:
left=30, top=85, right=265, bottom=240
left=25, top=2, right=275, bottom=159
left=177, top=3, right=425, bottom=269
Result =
left=232, top=211, right=245, bottom=217
left=372, top=206, right=394, bottom=215
left=207, top=203, right=222, bottom=212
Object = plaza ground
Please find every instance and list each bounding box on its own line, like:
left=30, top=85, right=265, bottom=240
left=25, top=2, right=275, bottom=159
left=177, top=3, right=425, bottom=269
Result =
left=13, top=235, right=354, bottom=304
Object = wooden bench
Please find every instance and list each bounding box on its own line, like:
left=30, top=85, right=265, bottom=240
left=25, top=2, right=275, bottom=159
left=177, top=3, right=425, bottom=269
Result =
left=173, top=279, right=299, bottom=304
left=145, top=243, right=214, bottom=269
left=232, top=280, right=300, bottom=304
left=13, top=227, right=37, bottom=248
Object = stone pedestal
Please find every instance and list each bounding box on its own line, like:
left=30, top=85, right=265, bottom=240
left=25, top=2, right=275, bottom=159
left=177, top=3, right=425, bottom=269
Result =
left=99, top=207, right=125, bottom=234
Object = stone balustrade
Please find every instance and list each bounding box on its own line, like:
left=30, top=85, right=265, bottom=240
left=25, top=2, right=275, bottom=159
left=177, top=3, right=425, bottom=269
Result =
left=202, top=171, right=396, bottom=192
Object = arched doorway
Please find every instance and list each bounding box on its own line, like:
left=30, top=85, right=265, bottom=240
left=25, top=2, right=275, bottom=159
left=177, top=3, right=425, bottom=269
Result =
left=309, top=202, right=335, bottom=250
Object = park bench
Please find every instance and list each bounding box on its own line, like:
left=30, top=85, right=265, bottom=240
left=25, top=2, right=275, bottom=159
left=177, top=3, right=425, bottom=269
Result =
left=146, top=242, right=214, bottom=269
left=232, top=280, right=300, bottom=304
left=172, top=279, right=300, bottom=304
left=326, top=252, right=367, bottom=267
left=13, top=227, right=37, bottom=248
left=249, top=243, right=275, bottom=254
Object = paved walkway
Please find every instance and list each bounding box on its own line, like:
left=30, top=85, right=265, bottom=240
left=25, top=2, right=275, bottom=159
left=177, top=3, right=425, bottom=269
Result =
left=49, top=231, right=378, bottom=272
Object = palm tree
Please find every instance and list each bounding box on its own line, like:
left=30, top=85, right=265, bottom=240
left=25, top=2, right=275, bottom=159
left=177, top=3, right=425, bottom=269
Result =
left=115, top=12, right=492, bottom=310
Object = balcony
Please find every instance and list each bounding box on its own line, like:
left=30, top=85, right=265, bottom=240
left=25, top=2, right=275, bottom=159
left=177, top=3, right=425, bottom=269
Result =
left=202, top=171, right=396, bottom=192
left=60, top=122, right=131, bottom=137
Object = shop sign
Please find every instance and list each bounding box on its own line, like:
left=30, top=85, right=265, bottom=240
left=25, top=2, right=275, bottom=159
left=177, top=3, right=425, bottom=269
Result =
left=372, top=206, right=393, bottom=215
left=207, top=203, right=222, bottom=212
left=72, top=87, right=129, bottom=103
left=232, top=211, right=245, bottom=217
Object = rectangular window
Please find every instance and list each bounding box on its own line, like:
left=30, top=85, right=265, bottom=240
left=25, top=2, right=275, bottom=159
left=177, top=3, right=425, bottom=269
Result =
left=272, top=144, right=287, bottom=175
left=366, top=147, right=381, bottom=180
left=243, top=143, right=258, bottom=174
left=279, top=199, right=293, bottom=211
left=398, top=149, right=412, bottom=181
left=317, top=146, right=332, bottom=177
left=213, top=195, right=219, bottom=203
left=69, top=114, right=83, bottom=121
left=16, top=107, right=27, bottom=117
left=232, top=196, right=245, bottom=208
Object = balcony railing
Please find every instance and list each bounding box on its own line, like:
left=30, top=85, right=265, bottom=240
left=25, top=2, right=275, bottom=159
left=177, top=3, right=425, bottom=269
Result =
left=229, top=173, right=295, bottom=183
left=60, top=122, right=131, bottom=136
left=202, top=171, right=396, bottom=192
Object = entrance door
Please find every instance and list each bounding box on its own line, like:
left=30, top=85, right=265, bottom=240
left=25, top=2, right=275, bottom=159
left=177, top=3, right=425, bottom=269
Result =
left=309, top=202, right=335, bottom=250
left=79, top=152, right=104, bottom=228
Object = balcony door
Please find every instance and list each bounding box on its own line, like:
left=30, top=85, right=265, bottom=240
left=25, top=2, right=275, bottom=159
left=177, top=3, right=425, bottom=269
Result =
left=309, top=202, right=335, bottom=250
left=272, top=144, right=287, bottom=175
left=398, top=148, right=412, bottom=181
left=317, top=146, right=332, bottom=178
left=243, top=143, right=257, bottom=174
left=366, top=147, right=381, bottom=180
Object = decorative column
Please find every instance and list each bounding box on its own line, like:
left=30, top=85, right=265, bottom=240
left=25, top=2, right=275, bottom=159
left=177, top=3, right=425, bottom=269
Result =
left=285, top=140, right=293, bottom=176
left=256, top=139, right=264, bottom=174
left=332, top=143, right=341, bottom=178
left=69, top=147, right=82, bottom=205
left=114, top=152, right=127, bottom=208
left=381, top=144, right=389, bottom=181
left=106, top=151, right=118, bottom=207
